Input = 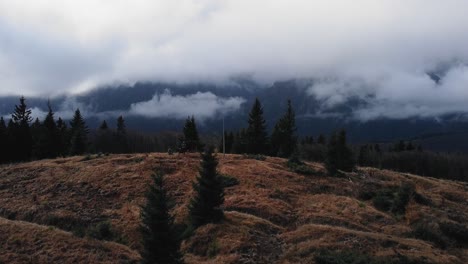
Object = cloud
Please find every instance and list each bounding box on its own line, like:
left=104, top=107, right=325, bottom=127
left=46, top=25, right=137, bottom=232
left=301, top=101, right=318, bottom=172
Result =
left=307, top=64, right=468, bottom=120
left=4, top=97, right=96, bottom=121
left=129, top=89, right=245, bottom=119
left=1, top=1, right=468, bottom=119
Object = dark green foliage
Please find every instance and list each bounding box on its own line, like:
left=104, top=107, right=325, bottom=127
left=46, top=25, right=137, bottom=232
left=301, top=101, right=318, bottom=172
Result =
left=140, top=171, right=183, bottom=264
left=56, top=117, right=69, bottom=156
left=87, top=221, right=115, bottom=241
left=325, top=130, right=355, bottom=175
left=218, top=131, right=234, bottom=154
left=10, top=96, right=33, bottom=161
left=114, top=116, right=129, bottom=153
left=242, top=154, right=266, bottom=161
left=189, top=147, right=225, bottom=228
left=0, top=117, right=7, bottom=163
left=69, top=109, right=89, bottom=155
left=218, top=174, right=240, bottom=188
left=33, top=102, right=61, bottom=159
left=232, top=129, right=248, bottom=154
left=314, top=250, right=424, bottom=264
left=352, top=142, right=468, bottom=182
left=439, top=222, right=468, bottom=246
left=371, top=183, right=414, bottom=215
left=297, top=141, right=327, bottom=162
left=356, top=144, right=382, bottom=168
left=372, top=190, right=394, bottom=212
left=413, top=192, right=432, bottom=206
left=182, top=116, right=202, bottom=152
left=116, top=115, right=126, bottom=134
left=411, top=224, right=447, bottom=249
left=391, top=182, right=415, bottom=215
left=287, top=155, right=315, bottom=175
left=270, top=99, right=297, bottom=157
left=95, top=120, right=112, bottom=153
left=245, top=98, right=269, bottom=155
left=99, top=120, right=108, bottom=130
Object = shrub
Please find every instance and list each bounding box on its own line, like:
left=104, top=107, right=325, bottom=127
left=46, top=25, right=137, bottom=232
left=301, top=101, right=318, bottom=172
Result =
left=287, top=156, right=315, bottom=175
left=370, top=183, right=414, bottom=215
left=439, top=222, right=468, bottom=245
left=243, top=154, right=266, bottom=161
left=391, top=182, right=414, bottom=214
left=314, top=250, right=425, bottom=264
left=411, top=223, right=446, bottom=249
left=218, top=174, right=240, bottom=188
left=87, top=221, right=115, bottom=241
left=372, top=189, right=394, bottom=212
left=207, top=238, right=219, bottom=258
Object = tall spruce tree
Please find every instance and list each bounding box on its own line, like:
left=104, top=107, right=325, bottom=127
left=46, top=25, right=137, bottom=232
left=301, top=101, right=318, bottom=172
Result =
left=0, top=117, right=7, bottom=163
left=96, top=120, right=111, bottom=153
left=69, top=109, right=89, bottom=155
left=270, top=99, right=297, bottom=157
left=182, top=116, right=202, bottom=152
left=246, top=98, right=268, bottom=154
left=325, top=129, right=355, bottom=175
left=100, top=120, right=108, bottom=130
left=11, top=96, right=33, bottom=161
left=116, top=116, right=126, bottom=134
left=188, top=147, right=224, bottom=228
left=36, top=102, right=59, bottom=158
left=115, top=116, right=129, bottom=153
left=140, top=171, right=183, bottom=264
left=56, top=117, right=69, bottom=156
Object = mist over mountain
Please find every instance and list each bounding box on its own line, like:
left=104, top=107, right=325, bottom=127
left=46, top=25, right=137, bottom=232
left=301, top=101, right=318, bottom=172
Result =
left=2, top=79, right=468, bottom=153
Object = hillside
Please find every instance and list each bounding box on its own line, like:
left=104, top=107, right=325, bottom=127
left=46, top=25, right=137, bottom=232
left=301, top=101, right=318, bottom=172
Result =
left=0, top=153, right=467, bottom=263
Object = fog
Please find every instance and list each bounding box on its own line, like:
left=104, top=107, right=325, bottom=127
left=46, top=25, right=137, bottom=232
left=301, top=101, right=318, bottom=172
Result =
left=1, top=1, right=468, bottom=119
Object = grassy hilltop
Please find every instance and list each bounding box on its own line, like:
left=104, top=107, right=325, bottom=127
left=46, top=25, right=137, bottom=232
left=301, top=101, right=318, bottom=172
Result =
left=0, top=153, right=467, bottom=263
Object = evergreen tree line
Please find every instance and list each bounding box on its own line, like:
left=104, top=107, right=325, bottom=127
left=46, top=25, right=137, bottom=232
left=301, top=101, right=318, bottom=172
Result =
left=0, top=97, right=181, bottom=164
left=0, top=97, right=87, bottom=163
left=299, top=135, right=468, bottom=182
left=356, top=142, right=468, bottom=181
left=220, top=98, right=298, bottom=158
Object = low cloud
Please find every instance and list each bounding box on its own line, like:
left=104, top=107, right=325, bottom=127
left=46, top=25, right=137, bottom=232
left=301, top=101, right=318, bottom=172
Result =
left=2, top=1, right=468, bottom=120
left=129, top=89, right=245, bottom=119
left=307, top=64, right=468, bottom=120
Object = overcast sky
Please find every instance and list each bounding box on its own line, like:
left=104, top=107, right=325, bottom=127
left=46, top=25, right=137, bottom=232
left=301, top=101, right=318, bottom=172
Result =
left=1, top=1, right=468, bottom=120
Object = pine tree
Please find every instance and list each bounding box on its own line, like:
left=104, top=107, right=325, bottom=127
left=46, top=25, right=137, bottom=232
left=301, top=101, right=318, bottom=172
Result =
left=0, top=117, right=7, bottom=163
left=270, top=100, right=297, bottom=157
left=117, top=116, right=126, bottom=134
left=11, top=96, right=33, bottom=161
left=115, top=116, right=129, bottom=153
left=182, top=116, right=202, bottom=152
left=96, top=120, right=111, bottom=153
left=188, top=147, right=224, bottom=228
left=99, top=120, right=108, bottom=130
left=140, top=171, right=183, bottom=264
left=326, top=129, right=355, bottom=175
left=245, top=98, right=269, bottom=154
left=69, top=109, right=89, bottom=155
left=36, top=102, right=59, bottom=159
left=56, top=117, right=69, bottom=156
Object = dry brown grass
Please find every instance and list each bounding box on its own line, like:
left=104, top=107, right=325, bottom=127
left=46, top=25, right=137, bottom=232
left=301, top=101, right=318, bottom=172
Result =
left=0, top=153, right=467, bottom=263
